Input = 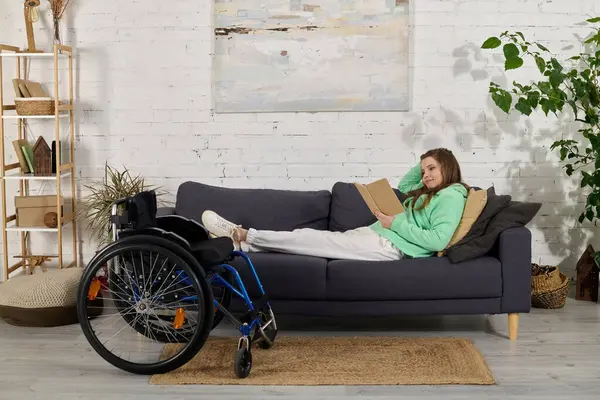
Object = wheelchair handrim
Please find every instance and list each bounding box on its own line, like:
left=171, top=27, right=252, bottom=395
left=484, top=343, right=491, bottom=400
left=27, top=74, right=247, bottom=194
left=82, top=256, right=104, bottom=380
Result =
left=76, top=241, right=213, bottom=375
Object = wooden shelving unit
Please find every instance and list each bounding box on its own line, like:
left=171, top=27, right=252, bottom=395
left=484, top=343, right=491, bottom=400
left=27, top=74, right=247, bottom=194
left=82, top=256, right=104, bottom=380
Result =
left=0, top=44, right=77, bottom=281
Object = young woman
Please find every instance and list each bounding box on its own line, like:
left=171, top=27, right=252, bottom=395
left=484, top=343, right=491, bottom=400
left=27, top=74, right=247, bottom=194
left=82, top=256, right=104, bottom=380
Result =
left=202, top=148, right=469, bottom=261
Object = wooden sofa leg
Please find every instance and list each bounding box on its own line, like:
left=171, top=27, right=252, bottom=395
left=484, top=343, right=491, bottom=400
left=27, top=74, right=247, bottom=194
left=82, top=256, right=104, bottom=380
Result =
left=508, top=313, right=519, bottom=340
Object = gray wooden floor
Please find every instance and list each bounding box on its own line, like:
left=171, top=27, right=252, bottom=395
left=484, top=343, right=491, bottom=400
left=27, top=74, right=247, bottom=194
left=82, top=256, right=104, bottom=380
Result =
left=1, top=297, right=599, bottom=400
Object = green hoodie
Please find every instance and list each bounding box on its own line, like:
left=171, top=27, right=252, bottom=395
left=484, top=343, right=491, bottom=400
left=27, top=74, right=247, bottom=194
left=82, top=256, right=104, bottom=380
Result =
left=369, top=164, right=467, bottom=258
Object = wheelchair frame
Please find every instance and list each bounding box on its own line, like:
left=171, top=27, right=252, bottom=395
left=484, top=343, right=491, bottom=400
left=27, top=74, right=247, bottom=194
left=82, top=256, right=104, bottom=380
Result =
left=78, top=194, right=277, bottom=378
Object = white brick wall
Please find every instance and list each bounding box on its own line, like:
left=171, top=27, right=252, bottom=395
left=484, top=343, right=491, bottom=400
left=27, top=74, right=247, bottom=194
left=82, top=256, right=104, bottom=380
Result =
left=1, top=0, right=600, bottom=279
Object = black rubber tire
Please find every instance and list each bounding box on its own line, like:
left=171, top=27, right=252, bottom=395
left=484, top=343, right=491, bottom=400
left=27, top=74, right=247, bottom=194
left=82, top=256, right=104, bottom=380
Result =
left=234, top=347, right=252, bottom=378
left=77, top=236, right=214, bottom=375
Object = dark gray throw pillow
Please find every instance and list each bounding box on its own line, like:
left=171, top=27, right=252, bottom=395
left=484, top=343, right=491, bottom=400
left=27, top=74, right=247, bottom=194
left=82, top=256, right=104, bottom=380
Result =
left=446, top=187, right=541, bottom=263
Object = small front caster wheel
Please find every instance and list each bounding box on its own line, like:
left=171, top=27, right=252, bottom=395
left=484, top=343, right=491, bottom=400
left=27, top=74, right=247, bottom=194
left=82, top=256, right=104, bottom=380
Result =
left=234, top=347, right=252, bottom=378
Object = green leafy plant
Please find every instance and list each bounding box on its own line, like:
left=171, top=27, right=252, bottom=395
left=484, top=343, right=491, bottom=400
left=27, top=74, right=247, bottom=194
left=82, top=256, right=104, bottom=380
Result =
left=78, top=163, right=168, bottom=246
left=481, top=17, right=600, bottom=224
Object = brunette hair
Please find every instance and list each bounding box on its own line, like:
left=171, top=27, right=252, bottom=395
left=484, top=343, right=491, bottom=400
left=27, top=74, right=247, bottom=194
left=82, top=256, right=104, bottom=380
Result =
left=405, top=148, right=469, bottom=211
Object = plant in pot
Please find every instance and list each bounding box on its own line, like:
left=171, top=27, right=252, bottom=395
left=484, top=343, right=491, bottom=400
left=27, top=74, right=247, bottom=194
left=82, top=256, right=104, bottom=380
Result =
left=480, top=18, right=600, bottom=301
left=481, top=17, right=600, bottom=228
left=77, top=163, right=169, bottom=283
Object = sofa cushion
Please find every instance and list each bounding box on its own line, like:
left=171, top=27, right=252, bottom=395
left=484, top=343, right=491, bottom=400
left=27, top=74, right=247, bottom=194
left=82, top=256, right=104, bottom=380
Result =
left=227, top=253, right=327, bottom=300
left=329, top=182, right=407, bottom=232
left=437, top=187, right=488, bottom=256
left=175, top=181, right=331, bottom=231
left=325, top=256, right=502, bottom=301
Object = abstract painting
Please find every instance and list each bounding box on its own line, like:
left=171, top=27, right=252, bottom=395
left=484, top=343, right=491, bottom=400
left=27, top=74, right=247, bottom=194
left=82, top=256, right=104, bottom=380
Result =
left=212, top=0, right=410, bottom=113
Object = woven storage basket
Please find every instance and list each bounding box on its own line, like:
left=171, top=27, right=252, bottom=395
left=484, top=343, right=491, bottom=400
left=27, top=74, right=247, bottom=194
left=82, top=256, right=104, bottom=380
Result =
left=531, top=263, right=570, bottom=309
left=15, top=97, right=55, bottom=116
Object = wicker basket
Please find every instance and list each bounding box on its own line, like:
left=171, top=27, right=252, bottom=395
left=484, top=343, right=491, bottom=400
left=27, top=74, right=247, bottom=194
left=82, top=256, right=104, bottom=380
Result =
left=15, top=97, right=55, bottom=116
left=531, top=263, right=570, bottom=309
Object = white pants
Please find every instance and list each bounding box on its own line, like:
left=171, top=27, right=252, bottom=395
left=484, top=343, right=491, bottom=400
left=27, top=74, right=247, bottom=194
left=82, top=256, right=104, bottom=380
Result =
left=239, top=226, right=404, bottom=261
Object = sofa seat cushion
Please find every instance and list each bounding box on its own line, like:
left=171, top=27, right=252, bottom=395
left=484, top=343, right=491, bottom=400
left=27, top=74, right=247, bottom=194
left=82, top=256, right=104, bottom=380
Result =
left=325, top=256, right=502, bottom=301
left=227, top=253, right=327, bottom=300
left=175, top=181, right=331, bottom=231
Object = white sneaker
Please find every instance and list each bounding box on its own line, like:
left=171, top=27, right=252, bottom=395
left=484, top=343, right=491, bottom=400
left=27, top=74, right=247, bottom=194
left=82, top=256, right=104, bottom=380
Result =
left=202, top=210, right=241, bottom=241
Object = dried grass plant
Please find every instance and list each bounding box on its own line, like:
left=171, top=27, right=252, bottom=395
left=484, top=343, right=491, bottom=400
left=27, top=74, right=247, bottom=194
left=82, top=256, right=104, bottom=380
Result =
left=78, top=163, right=169, bottom=246
left=48, top=0, right=73, bottom=44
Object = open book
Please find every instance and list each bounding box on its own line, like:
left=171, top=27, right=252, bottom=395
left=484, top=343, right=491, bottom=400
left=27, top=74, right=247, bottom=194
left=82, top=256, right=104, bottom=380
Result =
left=354, top=178, right=405, bottom=216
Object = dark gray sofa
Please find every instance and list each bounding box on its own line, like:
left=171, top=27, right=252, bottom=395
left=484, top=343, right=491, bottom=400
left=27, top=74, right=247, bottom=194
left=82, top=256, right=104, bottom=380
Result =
left=159, top=180, right=532, bottom=340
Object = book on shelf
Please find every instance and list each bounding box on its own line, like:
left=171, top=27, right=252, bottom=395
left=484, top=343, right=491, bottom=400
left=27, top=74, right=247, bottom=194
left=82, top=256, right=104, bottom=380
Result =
left=12, top=79, right=48, bottom=98
left=21, top=145, right=34, bottom=172
left=12, top=139, right=31, bottom=173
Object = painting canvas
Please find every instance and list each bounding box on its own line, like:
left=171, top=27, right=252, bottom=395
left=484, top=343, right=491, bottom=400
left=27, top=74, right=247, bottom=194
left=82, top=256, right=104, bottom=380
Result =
left=212, top=0, right=410, bottom=113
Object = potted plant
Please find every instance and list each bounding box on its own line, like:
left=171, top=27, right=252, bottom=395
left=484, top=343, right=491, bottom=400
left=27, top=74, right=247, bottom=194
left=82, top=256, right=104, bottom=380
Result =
left=78, top=163, right=169, bottom=247
left=481, top=17, right=600, bottom=225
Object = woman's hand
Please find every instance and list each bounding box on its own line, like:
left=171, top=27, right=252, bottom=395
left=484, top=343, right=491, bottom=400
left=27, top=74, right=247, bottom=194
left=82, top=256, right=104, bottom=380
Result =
left=374, top=211, right=395, bottom=229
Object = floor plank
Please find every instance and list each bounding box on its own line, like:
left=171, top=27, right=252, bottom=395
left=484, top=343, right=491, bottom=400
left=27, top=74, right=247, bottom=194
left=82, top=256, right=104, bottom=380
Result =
left=1, top=297, right=599, bottom=399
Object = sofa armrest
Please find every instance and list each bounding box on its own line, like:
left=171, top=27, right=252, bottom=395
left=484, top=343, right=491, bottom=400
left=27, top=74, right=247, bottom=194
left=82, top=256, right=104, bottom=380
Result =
left=157, top=206, right=176, bottom=217
left=497, top=226, right=532, bottom=313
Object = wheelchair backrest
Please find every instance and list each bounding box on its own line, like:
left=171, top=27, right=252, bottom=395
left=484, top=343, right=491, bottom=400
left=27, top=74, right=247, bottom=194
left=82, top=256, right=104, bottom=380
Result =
left=129, top=190, right=157, bottom=230
left=111, top=190, right=157, bottom=231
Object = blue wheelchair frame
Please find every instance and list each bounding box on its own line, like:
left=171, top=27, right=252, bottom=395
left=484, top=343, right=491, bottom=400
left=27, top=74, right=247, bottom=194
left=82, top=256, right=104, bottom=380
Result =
left=177, top=250, right=270, bottom=337
left=213, top=251, right=268, bottom=336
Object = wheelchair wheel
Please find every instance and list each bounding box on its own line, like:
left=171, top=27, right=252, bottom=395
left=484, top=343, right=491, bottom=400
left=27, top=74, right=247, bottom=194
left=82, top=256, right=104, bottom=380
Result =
left=253, top=307, right=278, bottom=349
left=234, top=347, right=252, bottom=378
left=77, top=239, right=214, bottom=375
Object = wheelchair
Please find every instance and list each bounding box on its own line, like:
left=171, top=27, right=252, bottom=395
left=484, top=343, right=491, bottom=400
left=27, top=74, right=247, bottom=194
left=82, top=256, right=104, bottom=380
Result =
left=75, top=190, right=277, bottom=378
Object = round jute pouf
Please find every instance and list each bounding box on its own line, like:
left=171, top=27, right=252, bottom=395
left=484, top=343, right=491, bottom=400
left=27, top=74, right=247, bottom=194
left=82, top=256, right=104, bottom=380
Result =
left=0, top=267, right=83, bottom=327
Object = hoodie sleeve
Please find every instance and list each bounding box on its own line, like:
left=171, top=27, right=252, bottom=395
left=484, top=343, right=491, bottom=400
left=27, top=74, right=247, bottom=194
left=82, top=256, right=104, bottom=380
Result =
left=390, top=188, right=466, bottom=252
left=398, top=164, right=423, bottom=193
